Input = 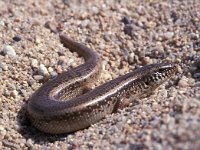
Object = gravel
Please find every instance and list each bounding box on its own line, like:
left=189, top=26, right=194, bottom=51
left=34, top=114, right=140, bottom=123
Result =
left=0, top=0, right=200, bottom=149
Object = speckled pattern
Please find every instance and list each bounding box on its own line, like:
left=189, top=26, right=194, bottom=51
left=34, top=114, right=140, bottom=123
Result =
left=0, top=0, right=200, bottom=149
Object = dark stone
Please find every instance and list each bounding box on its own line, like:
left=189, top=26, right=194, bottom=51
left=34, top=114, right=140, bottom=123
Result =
left=13, top=35, right=22, bottom=42
left=121, top=16, right=132, bottom=25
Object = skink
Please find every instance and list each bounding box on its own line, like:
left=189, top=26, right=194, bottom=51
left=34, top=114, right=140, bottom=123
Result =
left=28, top=34, right=178, bottom=134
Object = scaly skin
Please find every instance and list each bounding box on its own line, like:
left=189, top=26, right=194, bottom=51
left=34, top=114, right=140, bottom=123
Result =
left=27, top=34, right=178, bottom=134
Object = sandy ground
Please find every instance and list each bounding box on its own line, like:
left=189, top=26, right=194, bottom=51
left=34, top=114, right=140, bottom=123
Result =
left=0, top=0, right=200, bottom=149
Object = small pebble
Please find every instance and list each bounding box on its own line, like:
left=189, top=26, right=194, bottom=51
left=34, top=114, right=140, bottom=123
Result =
left=0, top=125, right=6, bottom=133
left=10, top=90, right=18, bottom=98
left=121, top=16, right=132, bottom=25
left=2, top=140, right=20, bottom=149
left=0, top=20, right=5, bottom=26
left=31, top=59, right=38, bottom=68
left=3, top=45, right=17, bottom=58
left=38, top=64, right=48, bottom=76
left=123, top=48, right=129, bottom=61
left=128, top=53, right=135, bottom=64
left=33, top=75, right=44, bottom=81
left=63, top=0, right=69, bottom=5
left=35, top=36, right=42, bottom=44
left=142, top=56, right=153, bottom=65
left=13, top=35, right=22, bottom=42
left=102, top=72, right=112, bottom=80
left=50, top=71, right=58, bottom=77
left=48, top=67, right=54, bottom=73
left=0, top=61, right=8, bottom=71
left=178, top=76, right=189, bottom=87
left=129, top=143, right=144, bottom=150
left=27, top=79, right=35, bottom=86
left=25, top=139, right=34, bottom=148
left=163, top=32, right=174, bottom=40
left=124, top=24, right=133, bottom=36
left=193, top=72, right=200, bottom=79
left=44, top=21, right=58, bottom=33
left=14, top=124, right=23, bottom=132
